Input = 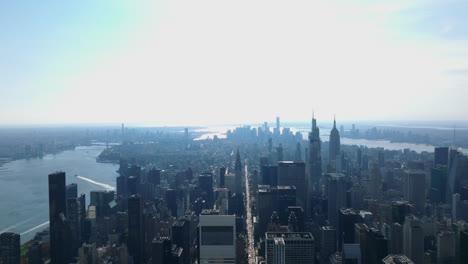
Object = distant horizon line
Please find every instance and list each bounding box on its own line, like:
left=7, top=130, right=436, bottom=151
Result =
left=1, top=119, right=468, bottom=129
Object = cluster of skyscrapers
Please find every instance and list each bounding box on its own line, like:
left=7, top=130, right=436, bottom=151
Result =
left=2, top=116, right=468, bottom=264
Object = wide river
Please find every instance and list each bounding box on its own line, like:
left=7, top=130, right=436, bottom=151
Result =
left=0, top=145, right=118, bottom=243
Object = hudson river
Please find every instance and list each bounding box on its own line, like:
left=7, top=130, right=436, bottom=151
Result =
left=0, top=145, right=118, bottom=243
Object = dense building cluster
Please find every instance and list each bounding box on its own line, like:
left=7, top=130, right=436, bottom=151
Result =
left=1, top=117, right=468, bottom=264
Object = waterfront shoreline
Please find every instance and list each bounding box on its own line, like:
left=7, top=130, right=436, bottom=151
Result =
left=0, top=145, right=118, bottom=244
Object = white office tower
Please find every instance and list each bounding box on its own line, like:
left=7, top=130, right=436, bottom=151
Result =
left=199, top=214, right=236, bottom=264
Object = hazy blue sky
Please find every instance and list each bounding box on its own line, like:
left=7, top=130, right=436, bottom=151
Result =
left=1, top=0, right=467, bottom=125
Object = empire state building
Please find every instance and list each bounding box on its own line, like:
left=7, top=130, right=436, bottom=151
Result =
left=329, top=116, right=341, bottom=169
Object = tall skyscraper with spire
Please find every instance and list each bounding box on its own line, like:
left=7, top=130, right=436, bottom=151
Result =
left=235, top=149, right=243, bottom=196
left=275, top=116, right=281, bottom=136
left=308, top=115, right=322, bottom=192
left=329, top=116, right=341, bottom=167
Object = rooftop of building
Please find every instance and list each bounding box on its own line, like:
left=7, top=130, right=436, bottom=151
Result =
left=359, top=210, right=373, bottom=216
left=340, top=208, right=358, bottom=215
left=152, top=236, right=171, bottom=243
left=172, top=245, right=183, bottom=257
left=277, top=186, right=296, bottom=190
left=278, top=161, right=305, bottom=166
left=325, top=173, right=346, bottom=179
left=404, top=170, right=426, bottom=174
left=0, top=232, right=20, bottom=238
left=354, top=223, right=369, bottom=230
left=392, top=200, right=411, bottom=206
left=200, top=209, right=219, bottom=215
left=258, top=185, right=296, bottom=192
left=266, top=232, right=314, bottom=240
left=90, top=189, right=114, bottom=193
left=330, top=252, right=343, bottom=261
left=172, top=220, right=186, bottom=227
left=382, top=254, right=414, bottom=264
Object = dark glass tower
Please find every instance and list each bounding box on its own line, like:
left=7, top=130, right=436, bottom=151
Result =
left=278, top=161, right=306, bottom=208
left=0, top=232, right=20, bottom=264
left=128, top=195, right=144, bottom=263
left=116, top=175, right=127, bottom=199
left=326, top=173, right=347, bottom=228
left=261, top=165, right=278, bottom=186
left=434, top=147, right=449, bottom=167
left=199, top=172, right=214, bottom=209
left=66, top=198, right=80, bottom=257
left=152, top=237, right=172, bottom=264
left=48, top=171, right=71, bottom=264
left=28, top=241, right=42, bottom=264
left=148, top=168, right=161, bottom=185
left=66, top=183, right=78, bottom=199
left=461, top=230, right=468, bottom=263
left=165, top=189, right=178, bottom=217
left=172, top=220, right=190, bottom=264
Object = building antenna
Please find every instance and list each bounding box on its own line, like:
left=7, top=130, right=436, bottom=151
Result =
left=311, top=108, right=315, bottom=131
left=453, top=124, right=456, bottom=147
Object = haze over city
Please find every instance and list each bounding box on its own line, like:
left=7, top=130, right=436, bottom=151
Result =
left=1, top=0, right=468, bottom=125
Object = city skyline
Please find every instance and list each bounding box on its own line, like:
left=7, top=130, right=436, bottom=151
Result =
left=1, top=0, right=468, bottom=125
left=2, top=1, right=468, bottom=263
left=1, top=113, right=468, bottom=263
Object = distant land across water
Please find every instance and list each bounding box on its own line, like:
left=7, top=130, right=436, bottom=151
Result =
left=193, top=121, right=468, bottom=154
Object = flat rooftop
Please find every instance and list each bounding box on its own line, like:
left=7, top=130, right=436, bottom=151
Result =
left=340, top=208, right=358, bottom=215
left=278, top=161, right=305, bottom=166
left=266, top=232, right=314, bottom=240
left=258, top=185, right=296, bottom=192
left=325, top=173, right=346, bottom=179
